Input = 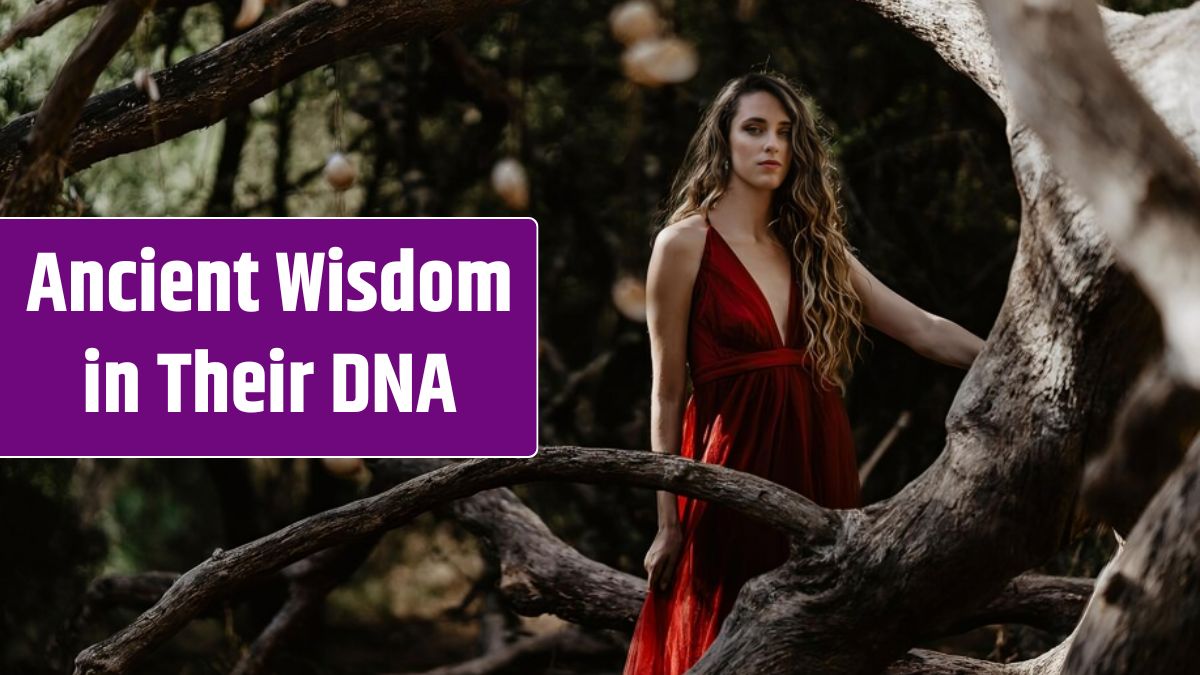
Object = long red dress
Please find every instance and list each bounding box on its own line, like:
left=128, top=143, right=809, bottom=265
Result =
left=623, top=224, right=861, bottom=674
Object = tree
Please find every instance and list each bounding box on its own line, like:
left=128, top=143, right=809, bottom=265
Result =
left=1, top=0, right=1196, bottom=673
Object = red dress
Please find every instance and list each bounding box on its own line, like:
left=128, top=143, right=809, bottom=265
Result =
left=623, top=224, right=861, bottom=674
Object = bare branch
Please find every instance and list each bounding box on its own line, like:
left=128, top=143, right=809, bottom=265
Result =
left=0, top=0, right=526, bottom=195
left=888, top=649, right=1012, bottom=674
left=373, top=459, right=646, bottom=629
left=230, top=541, right=378, bottom=675
left=73, top=447, right=837, bottom=675
left=0, top=0, right=102, bottom=53
left=945, top=573, right=1093, bottom=637
left=0, top=0, right=155, bottom=216
left=889, top=640, right=1073, bottom=675
left=1083, top=357, right=1200, bottom=534
left=851, top=0, right=1006, bottom=108
left=82, top=572, right=180, bottom=609
left=386, top=626, right=620, bottom=675
left=0, top=0, right=208, bottom=53
left=859, top=410, right=911, bottom=485
left=977, top=0, right=1200, bottom=385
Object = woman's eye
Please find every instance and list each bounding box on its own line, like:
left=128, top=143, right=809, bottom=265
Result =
left=746, top=126, right=761, bottom=134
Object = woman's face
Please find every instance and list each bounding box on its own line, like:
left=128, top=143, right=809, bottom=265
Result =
left=727, top=91, right=792, bottom=192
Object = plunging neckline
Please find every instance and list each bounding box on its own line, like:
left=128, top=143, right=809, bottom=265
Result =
left=706, top=222, right=793, bottom=347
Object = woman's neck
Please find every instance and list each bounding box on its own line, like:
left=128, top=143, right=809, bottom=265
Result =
left=709, top=180, right=775, bottom=241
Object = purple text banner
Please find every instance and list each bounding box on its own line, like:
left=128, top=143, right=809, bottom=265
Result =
left=3, top=218, right=538, bottom=457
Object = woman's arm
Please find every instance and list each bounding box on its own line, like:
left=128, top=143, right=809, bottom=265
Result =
left=848, top=254, right=985, bottom=369
left=643, top=219, right=706, bottom=590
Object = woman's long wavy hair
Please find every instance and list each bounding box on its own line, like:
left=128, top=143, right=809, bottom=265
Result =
left=663, top=72, right=864, bottom=390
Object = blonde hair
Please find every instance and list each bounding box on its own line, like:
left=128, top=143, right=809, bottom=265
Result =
left=663, top=72, right=864, bottom=390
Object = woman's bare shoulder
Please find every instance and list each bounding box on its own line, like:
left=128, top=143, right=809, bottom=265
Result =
left=653, top=214, right=708, bottom=260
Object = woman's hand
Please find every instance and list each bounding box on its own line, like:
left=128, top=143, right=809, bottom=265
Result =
left=644, top=524, right=684, bottom=592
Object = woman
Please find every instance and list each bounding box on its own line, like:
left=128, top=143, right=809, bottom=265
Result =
left=623, top=72, right=984, bottom=674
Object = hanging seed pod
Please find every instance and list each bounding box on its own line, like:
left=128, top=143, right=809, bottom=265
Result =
left=623, top=37, right=699, bottom=87
left=462, top=106, right=483, bottom=125
left=233, top=0, right=265, bottom=30
left=612, top=276, right=648, bottom=322
left=328, top=0, right=349, bottom=7
left=621, top=40, right=659, bottom=87
left=609, top=1, right=662, bottom=46
left=491, top=157, right=529, bottom=210
left=321, top=457, right=364, bottom=478
left=323, top=152, right=357, bottom=191
left=132, top=67, right=160, bottom=102
left=736, top=0, right=761, bottom=21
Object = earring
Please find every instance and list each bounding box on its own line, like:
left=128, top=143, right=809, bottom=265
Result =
left=723, top=159, right=730, bottom=171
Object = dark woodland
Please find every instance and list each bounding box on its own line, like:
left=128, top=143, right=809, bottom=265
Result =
left=1, top=0, right=1197, bottom=673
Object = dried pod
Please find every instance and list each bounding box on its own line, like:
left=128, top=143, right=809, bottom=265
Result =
left=462, top=106, right=483, bottom=125
left=132, top=68, right=160, bottom=102
left=609, top=1, right=662, bottom=46
left=736, top=0, right=760, bottom=21
left=643, top=154, right=661, bottom=178
left=232, top=0, right=265, bottom=31
left=612, top=276, right=647, bottom=322
left=321, top=457, right=364, bottom=478
left=622, top=37, right=699, bottom=87
left=491, top=157, right=529, bottom=210
left=328, top=0, right=349, bottom=7
left=323, top=152, right=357, bottom=191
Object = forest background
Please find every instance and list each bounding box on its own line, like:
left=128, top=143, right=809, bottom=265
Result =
left=0, top=0, right=1188, bottom=673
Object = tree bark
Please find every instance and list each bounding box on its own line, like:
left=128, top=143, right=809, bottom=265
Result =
left=0, top=0, right=208, bottom=53
left=974, top=2, right=1200, bottom=670
left=71, top=447, right=834, bottom=675
left=0, top=0, right=526, bottom=196
left=0, top=0, right=154, bottom=216
left=1062, top=437, right=1200, bottom=675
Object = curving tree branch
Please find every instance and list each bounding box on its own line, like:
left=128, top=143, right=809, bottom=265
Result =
left=229, top=540, right=379, bottom=675
left=72, top=447, right=837, bottom=675
left=0, top=0, right=527, bottom=201
left=0, top=0, right=209, bottom=53
left=946, top=573, right=1094, bottom=637
left=0, top=0, right=155, bottom=216
left=978, top=0, right=1200, bottom=557
left=0, top=0, right=104, bottom=53
left=851, top=0, right=1007, bottom=109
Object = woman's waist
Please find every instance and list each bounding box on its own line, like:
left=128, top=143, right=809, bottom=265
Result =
left=688, top=347, right=813, bottom=386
